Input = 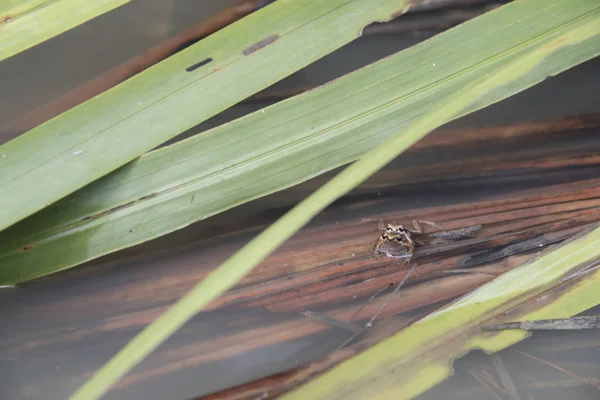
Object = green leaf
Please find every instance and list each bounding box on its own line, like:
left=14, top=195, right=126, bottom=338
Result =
left=0, top=0, right=130, bottom=61
left=2, top=0, right=599, bottom=284
left=0, top=0, right=408, bottom=232
left=69, top=7, right=600, bottom=400
left=282, top=226, right=600, bottom=400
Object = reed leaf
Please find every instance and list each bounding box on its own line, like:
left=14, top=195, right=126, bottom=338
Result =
left=69, top=7, right=599, bottom=400
left=2, top=0, right=599, bottom=284
left=0, top=0, right=130, bottom=61
left=0, top=0, right=407, bottom=232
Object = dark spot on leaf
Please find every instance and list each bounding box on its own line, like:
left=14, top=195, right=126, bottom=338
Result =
left=21, top=244, right=34, bottom=252
left=186, top=57, right=213, bottom=72
left=243, top=35, right=279, bottom=56
left=78, top=200, right=137, bottom=223
left=138, top=193, right=159, bottom=201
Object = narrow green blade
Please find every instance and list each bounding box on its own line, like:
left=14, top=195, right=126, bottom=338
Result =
left=1, top=0, right=598, bottom=285
left=0, top=0, right=130, bottom=61
left=0, top=0, right=408, bottom=231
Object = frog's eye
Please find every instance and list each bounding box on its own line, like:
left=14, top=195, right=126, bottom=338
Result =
left=386, top=224, right=393, bottom=230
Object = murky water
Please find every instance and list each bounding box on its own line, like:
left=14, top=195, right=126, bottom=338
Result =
left=1, top=1, right=599, bottom=399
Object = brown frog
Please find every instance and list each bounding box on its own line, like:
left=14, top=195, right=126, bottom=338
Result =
left=373, top=220, right=440, bottom=260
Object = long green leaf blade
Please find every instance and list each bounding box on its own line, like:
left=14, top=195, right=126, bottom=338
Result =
left=1, top=0, right=599, bottom=284
left=70, top=10, right=599, bottom=400
left=0, top=0, right=408, bottom=232
left=0, top=0, right=130, bottom=61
